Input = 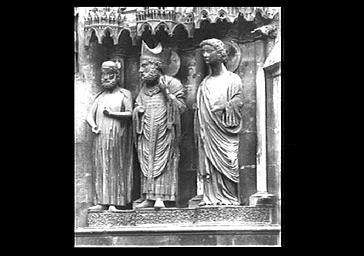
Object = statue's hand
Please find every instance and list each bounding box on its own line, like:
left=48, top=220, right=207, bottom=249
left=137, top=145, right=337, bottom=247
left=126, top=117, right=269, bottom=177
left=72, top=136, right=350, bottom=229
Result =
left=251, top=25, right=271, bottom=35
left=92, top=126, right=101, bottom=134
left=135, top=106, right=145, bottom=114
left=210, top=102, right=226, bottom=113
left=158, top=76, right=167, bottom=90
left=103, top=107, right=112, bottom=116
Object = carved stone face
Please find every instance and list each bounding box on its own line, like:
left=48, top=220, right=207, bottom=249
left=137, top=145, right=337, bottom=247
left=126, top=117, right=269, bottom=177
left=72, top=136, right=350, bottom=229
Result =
left=263, top=7, right=279, bottom=19
left=101, top=68, right=119, bottom=90
left=242, top=7, right=256, bottom=21
left=139, top=59, right=160, bottom=83
left=201, top=45, right=221, bottom=65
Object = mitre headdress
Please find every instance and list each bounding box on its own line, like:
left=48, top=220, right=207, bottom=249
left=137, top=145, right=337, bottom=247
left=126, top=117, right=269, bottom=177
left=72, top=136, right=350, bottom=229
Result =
left=140, top=40, right=180, bottom=76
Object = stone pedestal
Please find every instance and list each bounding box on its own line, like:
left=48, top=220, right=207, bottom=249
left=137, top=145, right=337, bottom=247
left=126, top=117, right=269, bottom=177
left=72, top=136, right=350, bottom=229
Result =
left=87, top=205, right=272, bottom=228
left=75, top=224, right=281, bottom=246
left=77, top=205, right=280, bottom=246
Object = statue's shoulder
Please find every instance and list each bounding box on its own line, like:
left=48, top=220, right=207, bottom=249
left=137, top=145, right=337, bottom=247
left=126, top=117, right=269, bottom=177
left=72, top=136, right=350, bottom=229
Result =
left=164, top=75, right=183, bottom=89
left=94, top=90, right=104, bottom=100
left=227, top=71, right=242, bottom=85
left=118, top=87, right=132, bottom=97
left=165, top=75, right=181, bottom=84
left=227, top=71, right=241, bottom=80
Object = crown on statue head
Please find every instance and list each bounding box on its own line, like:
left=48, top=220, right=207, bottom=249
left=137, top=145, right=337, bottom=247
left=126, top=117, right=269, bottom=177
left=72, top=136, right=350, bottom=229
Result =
left=101, top=60, right=121, bottom=71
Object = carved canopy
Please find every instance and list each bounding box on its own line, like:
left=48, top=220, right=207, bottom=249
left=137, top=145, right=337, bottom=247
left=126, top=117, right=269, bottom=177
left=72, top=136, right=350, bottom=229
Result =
left=80, top=7, right=280, bottom=46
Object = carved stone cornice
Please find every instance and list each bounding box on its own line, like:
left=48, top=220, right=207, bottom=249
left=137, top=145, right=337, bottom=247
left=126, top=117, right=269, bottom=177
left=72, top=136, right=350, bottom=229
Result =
left=136, top=7, right=194, bottom=38
left=81, top=7, right=280, bottom=46
left=83, top=7, right=137, bottom=46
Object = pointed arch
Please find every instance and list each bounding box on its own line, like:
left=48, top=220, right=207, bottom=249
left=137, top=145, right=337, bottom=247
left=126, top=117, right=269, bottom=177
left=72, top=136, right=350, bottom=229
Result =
left=137, top=22, right=153, bottom=36
left=155, top=22, right=170, bottom=34
left=171, top=23, right=188, bottom=37
left=85, top=28, right=98, bottom=46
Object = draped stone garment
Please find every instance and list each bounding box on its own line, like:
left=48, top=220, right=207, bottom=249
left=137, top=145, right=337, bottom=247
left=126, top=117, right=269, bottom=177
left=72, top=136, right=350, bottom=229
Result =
left=92, top=88, right=134, bottom=206
left=195, top=71, right=243, bottom=205
left=133, top=75, right=186, bottom=201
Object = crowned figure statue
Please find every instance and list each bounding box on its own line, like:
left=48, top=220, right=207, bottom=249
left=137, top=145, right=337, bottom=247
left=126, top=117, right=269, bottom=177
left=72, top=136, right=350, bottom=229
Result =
left=86, top=60, right=134, bottom=211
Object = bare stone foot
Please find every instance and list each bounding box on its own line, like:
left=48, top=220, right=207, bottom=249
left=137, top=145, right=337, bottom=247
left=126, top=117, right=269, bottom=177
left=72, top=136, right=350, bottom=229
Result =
left=108, top=205, right=118, bottom=211
left=198, top=201, right=206, bottom=206
left=232, top=202, right=240, bottom=206
left=135, top=200, right=154, bottom=209
left=88, top=204, right=106, bottom=211
left=154, top=198, right=165, bottom=209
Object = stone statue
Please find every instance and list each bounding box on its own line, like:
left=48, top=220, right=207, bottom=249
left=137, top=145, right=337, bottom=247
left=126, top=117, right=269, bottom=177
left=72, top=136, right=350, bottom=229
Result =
left=195, top=38, right=244, bottom=206
left=133, top=41, right=186, bottom=209
left=86, top=60, right=134, bottom=211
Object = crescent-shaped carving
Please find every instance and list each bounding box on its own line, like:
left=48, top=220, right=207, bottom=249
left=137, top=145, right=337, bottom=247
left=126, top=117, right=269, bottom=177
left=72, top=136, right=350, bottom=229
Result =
left=165, top=50, right=181, bottom=76
left=223, top=40, right=241, bottom=73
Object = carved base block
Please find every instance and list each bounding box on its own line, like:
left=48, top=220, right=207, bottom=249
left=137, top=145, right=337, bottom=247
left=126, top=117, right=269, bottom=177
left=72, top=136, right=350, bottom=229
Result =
left=195, top=206, right=271, bottom=224
left=87, top=206, right=272, bottom=228
left=75, top=224, right=281, bottom=246
left=249, top=192, right=276, bottom=207
left=87, top=210, right=136, bottom=227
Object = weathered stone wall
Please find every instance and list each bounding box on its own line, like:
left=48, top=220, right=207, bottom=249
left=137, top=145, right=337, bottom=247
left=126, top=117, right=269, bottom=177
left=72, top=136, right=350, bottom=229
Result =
left=75, top=14, right=97, bottom=227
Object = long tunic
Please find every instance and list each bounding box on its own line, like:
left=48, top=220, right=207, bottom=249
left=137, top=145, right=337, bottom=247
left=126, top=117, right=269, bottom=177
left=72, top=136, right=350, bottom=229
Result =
left=91, top=88, right=133, bottom=206
left=133, top=75, right=186, bottom=201
left=195, top=71, right=243, bottom=205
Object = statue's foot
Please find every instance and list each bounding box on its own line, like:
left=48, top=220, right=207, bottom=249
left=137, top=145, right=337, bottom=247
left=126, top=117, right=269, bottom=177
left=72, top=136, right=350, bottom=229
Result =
left=154, top=198, right=165, bottom=209
left=135, top=200, right=154, bottom=209
left=108, top=205, right=118, bottom=211
left=88, top=204, right=106, bottom=211
left=232, top=201, right=240, bottom=206
left=198, top=201, right=206, bottom=206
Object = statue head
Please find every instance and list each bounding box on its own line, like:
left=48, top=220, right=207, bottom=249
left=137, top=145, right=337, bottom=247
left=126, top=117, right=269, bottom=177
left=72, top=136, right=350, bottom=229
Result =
left=139, top=41, right=165, bottom=83
left=262, top=7, right=279, bottom=19
left=139, top=58, right=163, bottom=83
left=241, top=7, right=256, bottom=21
left=101, top=61, right=121, bottom=90
left=200, top=38, right=228, bottom=65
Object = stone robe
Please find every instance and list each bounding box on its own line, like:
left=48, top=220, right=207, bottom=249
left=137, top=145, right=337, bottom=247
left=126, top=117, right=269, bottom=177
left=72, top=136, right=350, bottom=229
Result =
left=195, top=71, right=243, bottom=205
left=90, top=88, right=133, bottom=206
left=133, top=75, right=186, bottom=201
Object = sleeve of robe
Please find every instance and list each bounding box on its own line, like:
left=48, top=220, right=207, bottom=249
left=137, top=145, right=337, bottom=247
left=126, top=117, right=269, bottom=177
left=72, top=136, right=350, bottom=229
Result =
left=120, top=88, right=132, bottom=113
left=220, top=73, right=244, bottom=132
left=132, top=91, right=144, bottom=148
left=163, top=75, right=186, bottom=146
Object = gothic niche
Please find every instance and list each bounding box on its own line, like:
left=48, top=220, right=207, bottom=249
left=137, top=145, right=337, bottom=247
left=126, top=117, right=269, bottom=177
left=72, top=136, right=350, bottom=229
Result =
left=75, top=7, right=281, bottom=235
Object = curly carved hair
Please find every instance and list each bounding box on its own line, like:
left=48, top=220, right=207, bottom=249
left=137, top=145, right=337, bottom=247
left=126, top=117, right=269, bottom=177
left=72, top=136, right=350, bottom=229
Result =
left=200, top=38, right=228, bottom=63
left=140, top=56, right=164, bottom=74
